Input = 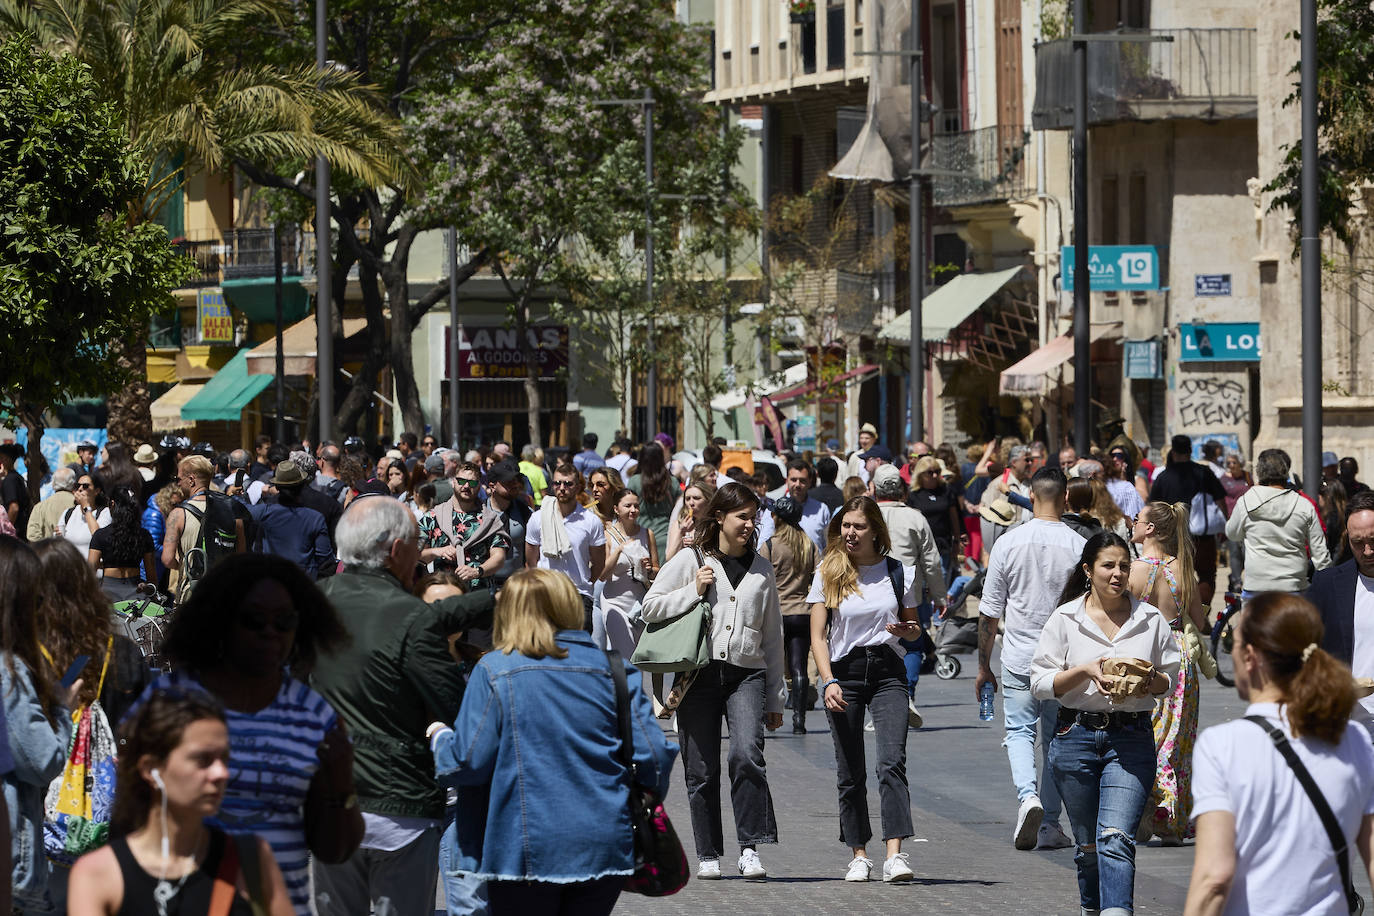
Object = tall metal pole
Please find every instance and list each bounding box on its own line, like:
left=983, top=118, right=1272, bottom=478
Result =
left=644, top=87, right=657, bottom=441
left=448, top=222, right=462, bottom=451
left=1300, top=0, right=1322, bottom=499
left=273, top=224, right=286, bottom=444
left=314, top=0, right=333, bottom=446
left=1071, top=0, right=1091, bottom=454
left=722, top=112, right=735, bottom=391
left=908, top=1, right=926, bottom=445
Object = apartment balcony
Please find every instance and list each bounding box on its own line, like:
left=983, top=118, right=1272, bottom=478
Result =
left=1031, top=28, right=1256, bottom=131
left=173, top=228, right=305, bottom=288
left=930, top=125, right=1032, bottom=209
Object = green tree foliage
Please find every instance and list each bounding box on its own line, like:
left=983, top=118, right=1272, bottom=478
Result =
left=0, top=37, right=189, bottom=496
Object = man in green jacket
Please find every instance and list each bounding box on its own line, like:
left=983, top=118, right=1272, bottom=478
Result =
left=311, top=494, right=494, bottom=916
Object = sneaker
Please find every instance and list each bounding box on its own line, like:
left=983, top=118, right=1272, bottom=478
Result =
left=844, top=855, right=874, bottom=882
left=697, top=857, right=721, bottom=880
left=737, top=848, right=766, bottom=879
left=907, top=699, right=924, bottom=729
left=1036, top=822, right=1073, bottom=850
left=882, top=852, right=914, bottom=883
left=1014, top=796, right=1044, bottom=850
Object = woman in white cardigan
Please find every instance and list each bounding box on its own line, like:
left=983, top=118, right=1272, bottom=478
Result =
left=641, top=482, right=786, bottom=882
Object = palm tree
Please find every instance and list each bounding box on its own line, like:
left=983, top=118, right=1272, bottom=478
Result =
left=0, top=0, right=407, bottom=443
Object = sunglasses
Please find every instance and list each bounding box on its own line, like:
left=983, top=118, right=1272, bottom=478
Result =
left=551, top=480, right=576, bottom=489
left=238, top=612, right=299, bottom=634
left=455, top=478, right=479, bottom=487
left=76, top=483, right=93, bottom=490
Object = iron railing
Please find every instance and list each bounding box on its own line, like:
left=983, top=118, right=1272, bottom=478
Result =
left=930, top=124, right=1032, bottom=208
left=172, top=228, right=304, bottom=288
left=1032, top=28, right=1257, bottom=130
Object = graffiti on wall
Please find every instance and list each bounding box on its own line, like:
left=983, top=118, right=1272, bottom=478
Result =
left=1177, top=377, right=1248, bottom=429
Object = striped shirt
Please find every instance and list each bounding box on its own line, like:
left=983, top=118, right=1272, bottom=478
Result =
left=145, top=671, right=337, bottom=916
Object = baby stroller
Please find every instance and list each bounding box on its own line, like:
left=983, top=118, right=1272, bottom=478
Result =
left=932, top=566, right=985, bottom=680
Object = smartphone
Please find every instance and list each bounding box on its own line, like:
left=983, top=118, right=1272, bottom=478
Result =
left=60, top=655, right=90, bottom=689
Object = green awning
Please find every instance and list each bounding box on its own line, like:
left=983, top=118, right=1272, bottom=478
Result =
left=181, top=349, right=274, bottom=421
left=877, top=264, right=1028, bottom=344
left=221, top=277, right=311, bottom=325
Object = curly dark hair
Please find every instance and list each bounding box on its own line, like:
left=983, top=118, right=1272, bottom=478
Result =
left=32, top=539, right=113, bottom=708
left=112, top=688, right=226, bottom=836
left=0, top=538, right=57, bottom=722
left=162, top=553, right=349, bottom=676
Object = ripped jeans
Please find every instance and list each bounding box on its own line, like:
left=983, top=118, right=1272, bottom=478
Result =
left=1048, top=719, right=1155, bottom=916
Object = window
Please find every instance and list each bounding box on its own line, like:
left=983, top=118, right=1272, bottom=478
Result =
left=1128, top=173, right=1147, bottom=242
left=1100, top=175, right=1119, bottom=245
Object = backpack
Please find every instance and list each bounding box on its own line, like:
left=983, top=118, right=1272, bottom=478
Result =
left=180, top=491, right=242, bottom=581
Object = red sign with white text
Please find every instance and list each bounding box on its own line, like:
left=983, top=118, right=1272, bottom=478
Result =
left=444, top=325, right=569, bottom=381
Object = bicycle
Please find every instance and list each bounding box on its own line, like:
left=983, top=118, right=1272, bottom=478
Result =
left=1209, top=590, right=1243, bottom=688
left=112, top=582, right=176, bottom=673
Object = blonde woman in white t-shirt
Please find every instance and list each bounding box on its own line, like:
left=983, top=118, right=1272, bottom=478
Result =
left=1184, top=593, right=1374, bottom=916
left=808, top=496, right=923, bottom=885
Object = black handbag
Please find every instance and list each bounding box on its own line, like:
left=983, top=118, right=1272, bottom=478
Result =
left=1245, top=716, right=1364, bottom=915
left=606, top=650, right=689, bottom=896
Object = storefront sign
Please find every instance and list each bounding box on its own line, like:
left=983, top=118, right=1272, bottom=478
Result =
left=1124, top=338, right=1163, bottom=379
left=1061, top=245, right=1160, bottom=291
left=794, top=414, right=817, bottom=452
left=444, top=325, right=569, bottom=380
left=1194, top=274, right=1232, bottom=297
left=1178, top=323, right=1260, bottom=362
left=197, top=288, right=232, bottom=343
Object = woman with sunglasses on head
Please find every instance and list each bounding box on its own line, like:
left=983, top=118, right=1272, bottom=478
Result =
left=59, top=470, right=111, bottom=558
left=808, top=496, right=923, bottom=884
left=1031, top=532, right=1180, bottom=916
left=586, top=467, right=626, bottom=523
left=68, top=690, right=294, bottom=916
left=140, top=553, right=362, bottom=916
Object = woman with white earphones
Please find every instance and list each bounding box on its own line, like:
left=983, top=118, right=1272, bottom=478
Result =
left=68, top=689, right=294, bottom=916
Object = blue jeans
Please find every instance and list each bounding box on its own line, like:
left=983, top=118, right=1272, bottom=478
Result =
left=1048, top=719, right=1156, bottom=915
left=899, top=603, right=935, bottom=695
left=1001, top=667, right=1062, bottom=824
left=440, top=803, right=488, bottom=915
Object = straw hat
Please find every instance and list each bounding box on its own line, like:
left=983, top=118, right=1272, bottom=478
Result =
left=132, top=444, right=159, bottom=466
left=978, top=497, right=1016, bottom=527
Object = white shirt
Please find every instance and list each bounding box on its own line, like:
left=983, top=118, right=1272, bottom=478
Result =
left=525, top=503, right=606, bottom=597
left=1192, top=703, right=1374, bottom=916
left=797, top=497, right=832, bottom=553
left=58, top=506, right=111, bottom=556
left=605, top=453, right=636, bottom=475
left=1351, top=574, right=1374, bottom=732
left=1106, top=477, right=1144, bottom=518
left=1029, top=595, right=1180, bottom=712
left=755, top=507, right=775, bottom=544
left=980, top=518, right=1088, bottom=675
left=806, top=562, right=921, bottom=662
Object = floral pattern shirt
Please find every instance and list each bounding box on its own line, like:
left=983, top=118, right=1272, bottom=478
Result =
left=419, top=501, right=510, bottom=590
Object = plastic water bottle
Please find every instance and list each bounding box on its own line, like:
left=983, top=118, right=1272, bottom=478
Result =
left=978, top=682, right=995, bottom=721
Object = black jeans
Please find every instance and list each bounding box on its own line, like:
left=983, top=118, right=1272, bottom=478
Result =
left=487, top=875, right=622, bottom=916
left=826, top=644, right=913, bottom=846
left=676, top=661, right=778, bottom=858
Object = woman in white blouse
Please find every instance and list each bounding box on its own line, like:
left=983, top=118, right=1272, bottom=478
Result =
left=808, top=496, right=923, bottom=885
left=58, top=471, right=112, bottom=557
left=641, top=482, right=786, bottom=882
left=594, top=487, right=657, bottom=656
left=1031, top=531, right=1180, bottom=916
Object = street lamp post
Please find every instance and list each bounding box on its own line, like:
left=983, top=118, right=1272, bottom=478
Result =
left=314, top=0, right=333, bottom=446
left=1300, top=0, right=1322, bottom=499
left=908, top=2, right=926, bottom=445
left=273, top=223, right=286, bottom=444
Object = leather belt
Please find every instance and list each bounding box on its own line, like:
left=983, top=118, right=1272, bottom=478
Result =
left=1057, top=707, right=1151, bottom=730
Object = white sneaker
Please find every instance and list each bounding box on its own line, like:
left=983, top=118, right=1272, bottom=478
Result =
left=737, top=847, right=766, bottom=879
left=1014, top=796, right=1044, bottom=850
left=882, top=851, right=914, bottom=883
left=1036, top=822, right=1073, bottom=849
left=697, top=857, right=721, bottom=879
left=844, top=855, right=874, bottom=882
left=907, top=699, right=924, bottom=729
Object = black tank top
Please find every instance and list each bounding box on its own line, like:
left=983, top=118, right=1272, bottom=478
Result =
left=110, top=828, right=253, bottom=916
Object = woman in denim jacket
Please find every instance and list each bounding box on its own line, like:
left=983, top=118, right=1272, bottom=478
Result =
left=427, top=568, right=676, bottom=916
left=0, top=539, right=79, bottom=913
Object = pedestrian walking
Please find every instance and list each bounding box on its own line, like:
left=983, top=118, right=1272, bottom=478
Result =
left=59, top=471, right=111, bottom=558
left=627, top=443, right=678, bottom=561
left=485, top=461, right=532, bottom=593
left=419, top=461, right=510, bottom=591
left=526, top=465, right=607, bottom=631
left=666, top=477, right=715, bottom=561
left=86, top=486, right=157, bottom=602
left=813, top=456, right=845, bottom=512
left=908, top=456, right=964, bottom=580
left=1151, top=435, right=1229, bottom=607
left=25, top=467, right=74, bottom=543
left=248, top=462, right=335, bottom=581
left=640, top=482, right=785, bottom=881
left=1128, top=502, right=1210, bottom=845
left=426, top=568, right=677, bottom=916
left=1321, top=478, right=1349, bottom=564
left=977, top=467, right=1085, bottom=851
left=1225, top=448, right=1331, bottom=597
left=594, top=488, right=658, bottom=657
left=1105, top=447, right=1145, bottom=520
left=807, top=496, right=923, bottom=883
left=0, top=444, right=32, bottom=537
left=312, top=496, right=495, bottom=916
left=573, top=432, right=606, bottom=476
left=1031, top=531, right=1180, bottom=916
left=66, top=690, right=295, bottom=916
left=1183, top=593, right=1374, bottom=916
left=783, top=459, right=833, bottom=553
left=161, top=457, right=246, bottom=604
left=1307, top=489, right=1374, bottom=738
left=1062, top=479, right=1104, bottom=539
left=148, top=553, right=361, bottom=916
left=1219, top=453, right=1252, bottom=592
left=587, top=466, right=626, bottom=523
left=762, top=495, right=819, bottom=733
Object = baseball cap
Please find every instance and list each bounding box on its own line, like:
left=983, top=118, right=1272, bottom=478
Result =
left=1323, top=451, right=1339, bottom=468
left=859, top=444, right=893, bottom=462
left=384, top=448, right=405, bottom=462
left=424, top=453, right=446, bottom=474
left=825, top=438, right=840, bottom=451
left=77, top=439, right=97, bottom=451
left=487, top=461, right=522, bottom=485
left=872, top=463, right=903, bottom=489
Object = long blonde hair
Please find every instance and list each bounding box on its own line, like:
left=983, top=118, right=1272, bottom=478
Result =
left=493, top=569, right=584, bottom=659
left=1140, top=501, right=1198, bottom=616
left=817, top=496, right=891, bottom=607
left=768, top=514, right=815, bottom=574
left=1088, top=478, right=1125, bottom=530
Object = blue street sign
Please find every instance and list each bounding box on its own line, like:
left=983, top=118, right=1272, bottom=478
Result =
left=1178, top=322, right=1260, bottom=362
left=1124, top=338, right=1163, bottom=378
left=1194, top=274, right=1232, bottom=297
left=1061, top=245, right=1160, bottom=291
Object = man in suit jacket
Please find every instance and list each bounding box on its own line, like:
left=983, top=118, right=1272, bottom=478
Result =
left=1309, top=489, right=1374, bottom=700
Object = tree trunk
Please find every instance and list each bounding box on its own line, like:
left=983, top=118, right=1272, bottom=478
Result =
left=384, top=229, right=425, bottom=437
left=106, top=331, right=153, bottom=445
left=335, top=261, right=389, bottom=436
left=19, top=409, right=43, bottom=506
left=513, top=297, right=542, bottom=447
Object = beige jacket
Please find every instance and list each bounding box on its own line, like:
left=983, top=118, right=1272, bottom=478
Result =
left=876, top=500, right=947, bottom=599
left=26, top=491, right=75, bottom=542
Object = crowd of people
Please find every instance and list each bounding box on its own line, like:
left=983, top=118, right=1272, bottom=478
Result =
left=0, top=423, right=1373, bottom=914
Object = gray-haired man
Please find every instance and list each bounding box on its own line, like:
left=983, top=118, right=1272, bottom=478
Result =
left=26, top=466, right=76, bottom=541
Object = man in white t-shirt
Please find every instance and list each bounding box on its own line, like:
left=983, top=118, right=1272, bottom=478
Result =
left=784, top=458, right=832, bottom=553
left=525, top=465, right=607, bottom=630
left=845, top=423, right=879, bottom=484
left=977, top=467, right=1086, bottom=851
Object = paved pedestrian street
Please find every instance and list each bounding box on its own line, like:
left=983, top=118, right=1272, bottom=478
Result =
left=609, top=662, right=1367, bottom=915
